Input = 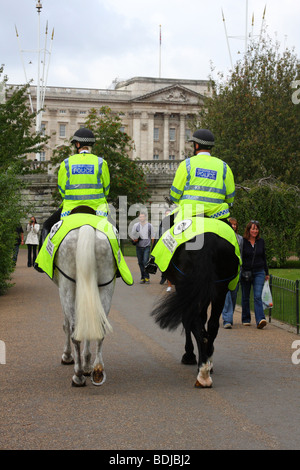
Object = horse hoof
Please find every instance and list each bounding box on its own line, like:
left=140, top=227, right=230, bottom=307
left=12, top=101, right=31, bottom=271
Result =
left=91, top=365, right=106, bottom=386
left=71, top=379, right=86, bottom=387
left=181, top=353, right=197, bottom=365
left=194, top=379, right=212, bottom=389
left=61, top=358, right=75, bottom=365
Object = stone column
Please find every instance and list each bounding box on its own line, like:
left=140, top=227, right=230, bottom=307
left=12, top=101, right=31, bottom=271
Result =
left=130, top=111, right=142, bottom=159
left=163, top=113, right=170, bottom=160
left=179, top=113, right=186, bottom=159
left=147, top=112, right=154, bottom=160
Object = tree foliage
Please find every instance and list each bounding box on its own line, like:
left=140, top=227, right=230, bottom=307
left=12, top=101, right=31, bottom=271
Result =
left=195, top=33, right=300, bottom=185
left=0, top=67, right=47, bottom=294
left=191, top=34, right=300, bottom=266
left=231, top=178, right=300, bottom=266
left=0, top=72, right=48, bottom=174
left=50, top=106, right=150, bottom=209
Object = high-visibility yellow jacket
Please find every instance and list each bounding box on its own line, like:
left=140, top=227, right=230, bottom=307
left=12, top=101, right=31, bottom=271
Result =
left=170, top=152, right=235, bottom=219
left=58, top=153, right=110, bottom=219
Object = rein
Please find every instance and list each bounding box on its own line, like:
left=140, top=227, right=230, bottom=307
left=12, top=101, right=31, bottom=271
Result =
left=171, top=261, right=236, bottom=284
left=54, top=263, right=117, bottom=287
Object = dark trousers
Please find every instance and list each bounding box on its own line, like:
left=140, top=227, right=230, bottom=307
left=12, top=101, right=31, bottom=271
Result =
left=136, top=245, right=151, bottom=279
left=27, top=244, right=37, bottom=267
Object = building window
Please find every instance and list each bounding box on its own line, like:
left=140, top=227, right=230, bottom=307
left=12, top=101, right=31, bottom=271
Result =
left=153, top=154, right=159, bottom=160
left=169, top=128, right=176, bottom=141
left=41, top=123, right=46, bottom=136
left=79, top=110, right=86, bottom=115
left=59, top=124, right=66, bottom=137
left=154, top=127, right=159, bottom=141
left=59, top=110, right=66, bottom=114
left=185, top=129, right=192, bottom=141
left=40, top=151, right=46, bottom=161
left=169, top=155, right=175, bottom=160
left=120, top=126, right=125, bottom=133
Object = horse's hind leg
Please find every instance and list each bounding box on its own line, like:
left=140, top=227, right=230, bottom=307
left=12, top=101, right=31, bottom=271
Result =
left=82, top=340, right=93, bottom=376
left=206, top=288, right=227, bottom=363
left=61, top=317, right=74, bottom=365
left=191, top=314, right=213, bottom=389
left=91, top=339, right=106, bottom=386
left=71, top=339, right=86, bottom=387
left=181, top=327, right=197, bottom=365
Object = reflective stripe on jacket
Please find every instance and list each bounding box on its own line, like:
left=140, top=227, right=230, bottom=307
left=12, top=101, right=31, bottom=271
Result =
left=58, top=153, right=110, bottom=218
left=170, top=152, right=235, bottom=219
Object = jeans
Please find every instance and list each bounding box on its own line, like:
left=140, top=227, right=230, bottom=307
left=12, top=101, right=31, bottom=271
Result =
left=13, top=244, right=20, bottom=265
left=241, top=270, right=266, bottom=325
left=136, top=245, right=151, bottom=280
left=222, top=283, right=239, bottom=325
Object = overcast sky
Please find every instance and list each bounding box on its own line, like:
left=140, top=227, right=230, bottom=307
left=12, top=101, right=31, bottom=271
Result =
left=1, top=0, right=299, bottom=89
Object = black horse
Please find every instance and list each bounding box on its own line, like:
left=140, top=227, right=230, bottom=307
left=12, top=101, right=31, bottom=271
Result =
left=150, top=231, right=239, bottom=388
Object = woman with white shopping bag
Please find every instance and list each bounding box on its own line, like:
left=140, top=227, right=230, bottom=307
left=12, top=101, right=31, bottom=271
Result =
left=240, top=221, right=269, bottom=329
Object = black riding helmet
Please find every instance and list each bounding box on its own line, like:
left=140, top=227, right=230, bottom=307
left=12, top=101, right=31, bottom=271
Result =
left=71, top=128, right=96, bottom=149
left=188, top=129, right=215, bottom=149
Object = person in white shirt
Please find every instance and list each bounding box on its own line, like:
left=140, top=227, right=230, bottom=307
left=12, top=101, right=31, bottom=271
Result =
left=131, top=212, right=155, bottom=284
left=25, top=216, right=40, bottom=267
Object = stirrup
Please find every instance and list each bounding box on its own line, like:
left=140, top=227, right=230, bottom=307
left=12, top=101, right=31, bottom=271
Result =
left=145, top=258, right=158, bottom=275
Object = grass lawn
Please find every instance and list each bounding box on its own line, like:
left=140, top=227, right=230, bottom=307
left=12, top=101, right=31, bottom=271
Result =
left=269, top=268, right=300, bottom=281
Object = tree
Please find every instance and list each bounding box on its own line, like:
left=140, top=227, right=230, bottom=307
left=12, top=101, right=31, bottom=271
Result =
left=231, top=178, right=300, bottom=266
left=0, top=68, right=48, bottom=294
left=50, top=106, right=151, bottom=209
left=195, top=33, right=300, bottom=185
left=0, top=71, right=48, bottom=174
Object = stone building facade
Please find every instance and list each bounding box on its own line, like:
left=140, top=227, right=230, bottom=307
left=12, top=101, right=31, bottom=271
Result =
left=24, top=76, right=209, bottom=163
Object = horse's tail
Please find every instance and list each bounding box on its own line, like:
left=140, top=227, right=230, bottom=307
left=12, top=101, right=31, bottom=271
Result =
left=151, top=235, right=216, bottom=331
left=73, top=225, right=112, bottom=341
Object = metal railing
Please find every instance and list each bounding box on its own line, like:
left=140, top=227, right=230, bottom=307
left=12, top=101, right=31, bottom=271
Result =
left=268, top=276, right=299, bottom=334
left=237, top=276, right=300, bottom=334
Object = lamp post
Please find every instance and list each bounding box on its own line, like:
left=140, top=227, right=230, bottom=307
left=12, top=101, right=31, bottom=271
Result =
left=36, top=1, right=42, bottom=161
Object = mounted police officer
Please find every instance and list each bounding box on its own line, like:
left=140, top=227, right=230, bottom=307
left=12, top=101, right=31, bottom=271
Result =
left=58, top=127, right=110, bottom=219
left=35, top=127, right=110, bottom=272
left=145, top=128, right=235, bottom=274
left=170, top=128, right=235, bottom=219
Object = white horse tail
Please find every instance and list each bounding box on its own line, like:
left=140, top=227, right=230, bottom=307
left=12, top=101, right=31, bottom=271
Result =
left=73, top=225, right=112, bottom=342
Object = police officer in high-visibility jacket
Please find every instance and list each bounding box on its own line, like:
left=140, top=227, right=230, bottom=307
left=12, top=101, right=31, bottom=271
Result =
left=170, top=129, right=235, bottom=220
left=34, top=128, right=110, bottom=272
left=145, top=129, right=235, bottom=275
left=58, top=127, right=110, bottom=219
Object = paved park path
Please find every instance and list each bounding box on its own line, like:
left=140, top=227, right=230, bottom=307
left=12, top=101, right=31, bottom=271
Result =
left=0, top=249, right=299, bottom=450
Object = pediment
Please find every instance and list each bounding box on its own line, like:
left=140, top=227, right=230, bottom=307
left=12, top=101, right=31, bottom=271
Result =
left=131, top=84, right=205, bottom=105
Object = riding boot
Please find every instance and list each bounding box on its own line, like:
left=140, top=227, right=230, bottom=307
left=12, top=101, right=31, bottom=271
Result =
left=34, top=227, right=51, bottom=272
left=145, top=256, right=158, bottom=275
left=145, top=212, right=174, bottom=276
left=34, top=208, right=62, bottom=273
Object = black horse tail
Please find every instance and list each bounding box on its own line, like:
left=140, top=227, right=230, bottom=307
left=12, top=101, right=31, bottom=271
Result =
left=151, top=234, right=217, bottom=331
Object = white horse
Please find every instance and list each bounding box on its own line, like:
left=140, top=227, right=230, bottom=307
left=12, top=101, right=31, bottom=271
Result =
left=53, top=224, right=116, bottom=387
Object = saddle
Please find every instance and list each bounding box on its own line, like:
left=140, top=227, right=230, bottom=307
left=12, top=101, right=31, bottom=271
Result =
left=70, top=205, right=96, bottom=216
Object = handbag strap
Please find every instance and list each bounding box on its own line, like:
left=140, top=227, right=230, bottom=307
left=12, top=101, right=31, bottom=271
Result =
left=251, top=242, right=257, bottom=268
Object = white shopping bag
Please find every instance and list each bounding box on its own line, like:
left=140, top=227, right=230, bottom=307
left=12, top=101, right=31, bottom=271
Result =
left=262, top=280, right=273, bottom=309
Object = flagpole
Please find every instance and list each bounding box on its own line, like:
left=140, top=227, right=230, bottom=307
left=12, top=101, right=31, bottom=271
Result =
left=15, top=25, right=34, bottom=112
left=245, top=0, right=248, bottom=54
left=222, top=10, right=233, bottom=69
left=159, top=24, right=161, bottom=78
left=36, top=1, right=42, bottom=161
